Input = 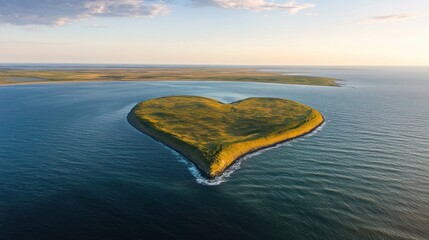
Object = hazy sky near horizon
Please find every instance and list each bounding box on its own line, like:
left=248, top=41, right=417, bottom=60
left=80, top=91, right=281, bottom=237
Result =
left=0, top=0, right=428, bottom=65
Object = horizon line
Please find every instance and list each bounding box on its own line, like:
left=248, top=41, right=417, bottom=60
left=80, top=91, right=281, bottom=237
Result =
left=1, top=63, right=428, bottom=67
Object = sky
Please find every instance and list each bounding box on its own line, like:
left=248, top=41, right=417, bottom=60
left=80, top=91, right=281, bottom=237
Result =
left=0, top=0, right=428, bottom=65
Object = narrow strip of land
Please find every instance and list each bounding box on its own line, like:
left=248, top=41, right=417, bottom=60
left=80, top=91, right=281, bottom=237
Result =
left=0, top=68, right=337, bottom=86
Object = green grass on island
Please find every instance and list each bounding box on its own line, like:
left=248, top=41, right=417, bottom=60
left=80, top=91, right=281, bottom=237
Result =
left=0, top=68, right=337, bottom=86
left=128, top=96, right=324, bottom=178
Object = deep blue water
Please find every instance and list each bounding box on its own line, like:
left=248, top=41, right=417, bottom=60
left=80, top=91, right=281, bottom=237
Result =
left=0, top=67, right=428, bottom=240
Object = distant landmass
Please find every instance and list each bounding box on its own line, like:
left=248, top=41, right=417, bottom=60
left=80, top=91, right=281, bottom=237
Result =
left=0, top=68, right=337, bottom=86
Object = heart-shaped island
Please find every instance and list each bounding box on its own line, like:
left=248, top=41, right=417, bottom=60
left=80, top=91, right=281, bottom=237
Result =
left=128, top=96, right=324, bottom=178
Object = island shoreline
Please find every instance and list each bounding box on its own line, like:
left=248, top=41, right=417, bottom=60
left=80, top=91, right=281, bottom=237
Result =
left=127, top=108, right=325, bottom=179
left=127, top=111, right=213, bottom=179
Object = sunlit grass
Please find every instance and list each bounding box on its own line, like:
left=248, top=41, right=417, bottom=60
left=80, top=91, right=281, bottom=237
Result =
left=128, top=96, right=324, bottom=177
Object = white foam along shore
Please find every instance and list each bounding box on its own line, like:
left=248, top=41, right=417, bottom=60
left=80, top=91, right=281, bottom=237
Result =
left=170, top=121, right=326, bottom=186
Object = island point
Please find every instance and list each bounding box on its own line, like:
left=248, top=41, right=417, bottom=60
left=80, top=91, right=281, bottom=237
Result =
left=128, top=96, right=324, bottom=178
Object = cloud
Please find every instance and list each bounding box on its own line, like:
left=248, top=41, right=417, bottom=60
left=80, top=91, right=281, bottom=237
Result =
left=83, top=24, right=109, bottom=28
left=0, top=0, right=313, bottom=26
left=0, top=40, right=69, bottom=45
left=200, top=0, right=315, bottom=13
left=0, top=0, right=169, bottom=26
left=365, top=13, right=429, bottom=24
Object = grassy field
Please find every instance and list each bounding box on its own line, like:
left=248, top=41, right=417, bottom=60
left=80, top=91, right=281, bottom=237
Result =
left=0, top=68, right=337, bottom=86
left=128, top=96, right=324, bottom=177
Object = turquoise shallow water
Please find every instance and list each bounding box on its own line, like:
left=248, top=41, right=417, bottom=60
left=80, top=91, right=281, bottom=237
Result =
left=0, top=67, right=428, bottom=240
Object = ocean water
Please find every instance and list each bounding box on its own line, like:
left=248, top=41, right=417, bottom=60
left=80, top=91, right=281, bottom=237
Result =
left=0, top=67, right=428, bottom=240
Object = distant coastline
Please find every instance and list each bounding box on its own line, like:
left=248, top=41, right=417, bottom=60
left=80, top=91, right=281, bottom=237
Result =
left=0, top=67, right=338, bottom=87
